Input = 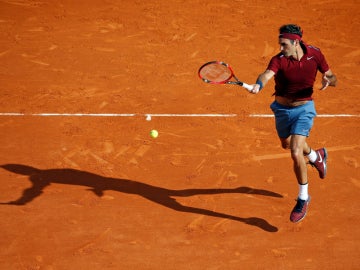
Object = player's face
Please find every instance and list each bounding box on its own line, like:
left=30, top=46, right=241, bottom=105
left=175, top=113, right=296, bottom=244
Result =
left=279, top=38, right=295, bottom=57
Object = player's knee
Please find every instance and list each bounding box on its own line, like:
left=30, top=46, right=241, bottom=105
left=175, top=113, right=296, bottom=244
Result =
left=290, top=148, right=303, bottom=161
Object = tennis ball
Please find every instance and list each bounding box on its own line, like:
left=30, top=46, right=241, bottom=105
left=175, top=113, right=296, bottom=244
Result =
left=150, top=129, right=158, bottom=138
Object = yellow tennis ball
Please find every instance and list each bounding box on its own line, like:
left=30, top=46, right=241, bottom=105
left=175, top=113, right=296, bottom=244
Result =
left=150, top=129, right=158, bottom=138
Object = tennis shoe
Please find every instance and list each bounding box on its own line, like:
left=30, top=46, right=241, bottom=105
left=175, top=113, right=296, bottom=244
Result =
left=309, top=148, right=327, bottom=179
left=290, top=196, right=311, bottom=223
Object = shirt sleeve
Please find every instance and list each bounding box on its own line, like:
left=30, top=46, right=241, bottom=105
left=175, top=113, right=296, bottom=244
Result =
left=266, top=55, right=281, bottom=74
left=317, top=50, right=330, bottom=73
left=308, top=45, right=330, bottom=73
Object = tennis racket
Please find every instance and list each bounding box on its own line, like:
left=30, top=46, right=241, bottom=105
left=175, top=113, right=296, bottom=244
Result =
left=198, top=61, right=252, bottom=91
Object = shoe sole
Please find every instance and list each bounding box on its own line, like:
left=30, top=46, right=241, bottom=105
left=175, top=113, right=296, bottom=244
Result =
left=291, top=209, right=308, bottom=223
left=322, top=148, right=328, bottom=179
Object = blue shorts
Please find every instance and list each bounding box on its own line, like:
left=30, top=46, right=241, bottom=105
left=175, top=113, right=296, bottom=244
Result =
left=270, top=100, right=317, bottom=138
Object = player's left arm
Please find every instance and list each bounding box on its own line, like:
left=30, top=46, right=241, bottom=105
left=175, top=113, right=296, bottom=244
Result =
left=320, top=69, right=337, bottom=90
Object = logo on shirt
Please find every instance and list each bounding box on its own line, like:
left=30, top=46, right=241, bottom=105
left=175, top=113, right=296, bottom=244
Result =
left=307, top=56, right=314, bottom=60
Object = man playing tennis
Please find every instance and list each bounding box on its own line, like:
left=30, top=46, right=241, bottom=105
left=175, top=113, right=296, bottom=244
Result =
left=249, top=24, right=337, bottom=223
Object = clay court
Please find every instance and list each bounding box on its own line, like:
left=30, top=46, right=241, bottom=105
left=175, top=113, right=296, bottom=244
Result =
left=0, top=0, right=359, bottom=269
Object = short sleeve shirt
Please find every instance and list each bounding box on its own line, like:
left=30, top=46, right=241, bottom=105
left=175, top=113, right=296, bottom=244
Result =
left=267, top=42, right=329, bottom=100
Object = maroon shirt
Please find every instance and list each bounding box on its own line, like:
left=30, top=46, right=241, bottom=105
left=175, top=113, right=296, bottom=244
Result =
left=267, top=42, right=329, bottom=100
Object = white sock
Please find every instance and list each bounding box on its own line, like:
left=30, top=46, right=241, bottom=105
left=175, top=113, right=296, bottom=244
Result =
left=298, top=183, right=309, bottom=201
left=307, top=149, right=317, bottom=163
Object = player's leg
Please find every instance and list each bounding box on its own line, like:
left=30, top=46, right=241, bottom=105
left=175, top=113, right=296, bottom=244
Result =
left=287, top=135, right=312, bottom=222
left=280, top=135, right=316, bottom=184
left=280, top=136, right=290, bottom=150
left=288, top=102, right=318, bottom=222
left=278, top=134, right=310, bottom=222
left=290, top=135, right=309, bottom=185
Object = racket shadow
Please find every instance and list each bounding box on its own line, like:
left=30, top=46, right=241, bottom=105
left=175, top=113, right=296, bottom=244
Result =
left=0, top=164, right=282, bottom=232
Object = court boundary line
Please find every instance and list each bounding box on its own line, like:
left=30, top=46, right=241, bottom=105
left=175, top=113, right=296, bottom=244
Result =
left=0, top=113, right=359, bottom=118
left=0, top=113, right=235, bottom=117
left=0, top=112, right=360, bottom=118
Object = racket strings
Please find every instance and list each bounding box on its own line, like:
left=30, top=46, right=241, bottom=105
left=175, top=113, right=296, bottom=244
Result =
left=199, top=63, right=232, bottom=83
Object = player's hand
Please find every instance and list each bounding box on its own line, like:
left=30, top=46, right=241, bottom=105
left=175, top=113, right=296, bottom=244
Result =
left=320, top=74, right=330, bottom=90
left=248, top=84, right=261, bottom=94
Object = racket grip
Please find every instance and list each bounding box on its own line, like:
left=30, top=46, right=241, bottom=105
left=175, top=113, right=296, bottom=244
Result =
left=241, top=82, right=252, bottom=91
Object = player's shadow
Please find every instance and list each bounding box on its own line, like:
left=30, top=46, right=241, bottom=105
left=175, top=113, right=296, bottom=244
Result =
left=1, top=164, right=283, bottom=232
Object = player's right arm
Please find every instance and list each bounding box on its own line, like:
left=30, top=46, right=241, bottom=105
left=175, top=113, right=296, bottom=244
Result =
left=249, top=69, right=275, bottom=94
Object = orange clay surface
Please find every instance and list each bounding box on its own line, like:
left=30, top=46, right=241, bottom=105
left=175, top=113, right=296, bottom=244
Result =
left=0, top=1, right=359, bottom=269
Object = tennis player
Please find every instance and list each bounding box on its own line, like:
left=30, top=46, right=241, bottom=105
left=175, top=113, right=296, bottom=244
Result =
left=248, top=24, right=337, bottom=223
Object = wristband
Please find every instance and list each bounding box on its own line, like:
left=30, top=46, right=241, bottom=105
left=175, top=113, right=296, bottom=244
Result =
left=256, top=79, right=263, bottom=91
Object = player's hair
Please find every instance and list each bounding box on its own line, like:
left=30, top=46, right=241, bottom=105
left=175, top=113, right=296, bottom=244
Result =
left=279, top=24, right=303, bottom=37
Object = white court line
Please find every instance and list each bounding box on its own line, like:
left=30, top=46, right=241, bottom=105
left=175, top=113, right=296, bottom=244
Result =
left=146, top=114, right=237, bottom=117
left=0, top=113, right=236, bottom=117
left=0, top=113, right=359, bottom=117
left=0, top=113, right=136, bottom=117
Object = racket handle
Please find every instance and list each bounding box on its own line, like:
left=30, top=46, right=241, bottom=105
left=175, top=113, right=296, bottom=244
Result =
left=241, top=82, right=252, bottom=91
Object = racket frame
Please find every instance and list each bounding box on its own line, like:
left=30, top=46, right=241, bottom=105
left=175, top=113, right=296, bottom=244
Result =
left=198, top=61, right=252, bottom=90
